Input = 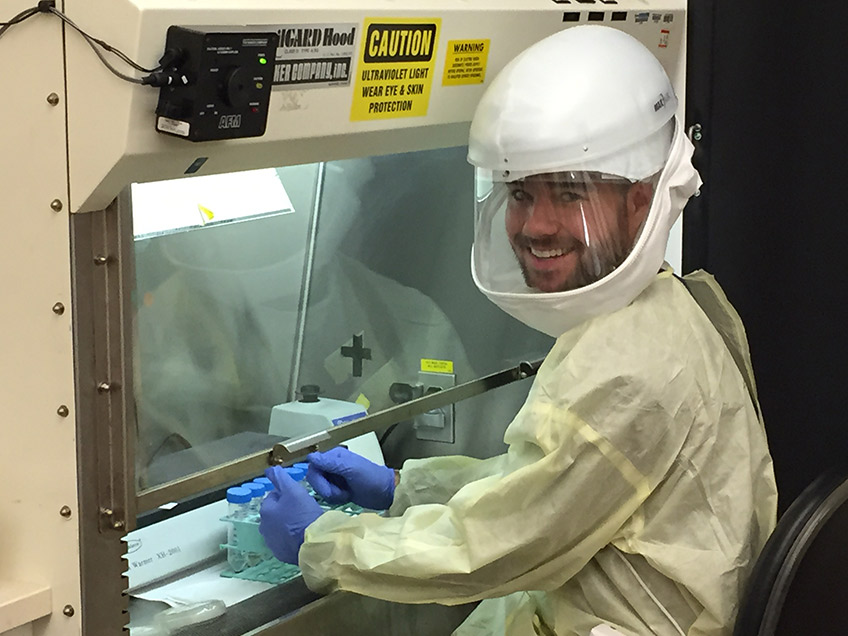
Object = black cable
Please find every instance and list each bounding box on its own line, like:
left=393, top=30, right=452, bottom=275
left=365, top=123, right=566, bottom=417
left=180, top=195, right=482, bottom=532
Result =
left=0, top=6, right=39, bottom=26
left=79, top=32, right=146, bottom=84
left=1, top=2, right=172, bottom=85
left=47, top=7, right=162, bottom=74
left=378, top=423, right=400, bottom=447
left=0, top=7, right=39, bottom=41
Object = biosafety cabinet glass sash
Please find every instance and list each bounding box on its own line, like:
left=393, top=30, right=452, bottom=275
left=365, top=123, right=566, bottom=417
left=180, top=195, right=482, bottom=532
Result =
left=129, top=147, right=553, bottom=491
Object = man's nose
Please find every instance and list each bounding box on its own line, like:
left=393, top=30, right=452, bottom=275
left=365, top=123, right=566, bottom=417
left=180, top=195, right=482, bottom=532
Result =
left=522, top=195, right=561, bottom=237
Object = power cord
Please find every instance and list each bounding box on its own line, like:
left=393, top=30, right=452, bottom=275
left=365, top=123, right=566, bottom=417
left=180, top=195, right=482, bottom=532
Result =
left=0, top=5, right=41, bottom=39
left=1, top=1, right=184, bottom=86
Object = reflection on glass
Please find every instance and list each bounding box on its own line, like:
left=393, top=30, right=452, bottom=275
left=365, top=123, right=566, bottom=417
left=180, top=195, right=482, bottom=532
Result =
left=131, top=149, right=553, bottom=492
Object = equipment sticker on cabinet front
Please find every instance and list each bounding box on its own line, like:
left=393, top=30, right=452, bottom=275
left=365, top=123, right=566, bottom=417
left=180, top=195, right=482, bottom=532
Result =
left=421, top=359, right=454, bottom=374
left=270, top=23, right=357, bottom=89
left=442, top=39, right=489, bottom=86
left=350, top=18, right=441, bottom=120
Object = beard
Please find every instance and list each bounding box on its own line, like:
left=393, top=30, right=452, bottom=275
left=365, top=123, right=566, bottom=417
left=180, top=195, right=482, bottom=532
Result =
left=566, top=229, right=632, bottom=291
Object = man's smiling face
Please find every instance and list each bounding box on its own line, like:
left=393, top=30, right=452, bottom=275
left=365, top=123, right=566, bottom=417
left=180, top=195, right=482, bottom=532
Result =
left=504, top=173, right=651, bottom=292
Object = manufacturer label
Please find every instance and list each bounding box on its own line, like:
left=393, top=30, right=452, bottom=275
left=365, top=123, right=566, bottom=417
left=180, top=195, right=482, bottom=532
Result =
left=218, top=114, right=242, bottom=129
left=269, top=23, right=357, bottom=89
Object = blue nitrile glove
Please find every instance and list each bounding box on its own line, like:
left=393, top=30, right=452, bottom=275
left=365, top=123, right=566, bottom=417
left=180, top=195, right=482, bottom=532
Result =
left=258, top=466, right=323, bottom=564
left=306, top=447, right=395, bottom=510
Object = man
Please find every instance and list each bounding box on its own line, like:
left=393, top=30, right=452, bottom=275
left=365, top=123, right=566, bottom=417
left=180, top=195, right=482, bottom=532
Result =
left=259, top=25, right=777, bottom=635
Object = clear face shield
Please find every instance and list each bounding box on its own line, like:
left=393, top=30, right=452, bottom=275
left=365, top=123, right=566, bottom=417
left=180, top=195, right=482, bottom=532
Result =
left=473, top=168, right=659, bottom=295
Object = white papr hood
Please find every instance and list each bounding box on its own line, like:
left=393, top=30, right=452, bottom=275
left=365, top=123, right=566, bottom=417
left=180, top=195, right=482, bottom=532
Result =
left=471, top=118, right=702, bottom=338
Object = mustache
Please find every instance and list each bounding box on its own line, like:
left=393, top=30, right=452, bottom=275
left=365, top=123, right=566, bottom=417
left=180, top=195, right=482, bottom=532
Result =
left=512, top=234, right=584, bottom=253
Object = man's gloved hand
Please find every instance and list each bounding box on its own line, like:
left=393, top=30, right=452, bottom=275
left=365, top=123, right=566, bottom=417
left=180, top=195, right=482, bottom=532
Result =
left=306, top=447, right=395, bottom=510
left=258, top=466, right=323, bottom=564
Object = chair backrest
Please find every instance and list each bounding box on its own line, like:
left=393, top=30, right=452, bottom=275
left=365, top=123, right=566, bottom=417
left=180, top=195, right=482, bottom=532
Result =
left=733, top=466, right=848, bottom=636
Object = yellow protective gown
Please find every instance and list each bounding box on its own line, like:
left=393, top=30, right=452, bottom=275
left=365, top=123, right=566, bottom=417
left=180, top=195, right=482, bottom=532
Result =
left=298, top=270, right=777, bottom=636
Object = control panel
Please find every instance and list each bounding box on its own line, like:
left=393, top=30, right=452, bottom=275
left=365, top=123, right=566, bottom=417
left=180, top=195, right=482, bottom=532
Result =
left=155, top=26, right=279, bottom=142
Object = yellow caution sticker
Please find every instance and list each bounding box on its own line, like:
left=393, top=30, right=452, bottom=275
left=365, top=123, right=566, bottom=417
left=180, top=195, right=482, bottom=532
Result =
left=350, top=18, right=441, bottom=121
left=420, top=358, right=454, bottom=374
left=355, top=393, right=371, bottom=410
left=442, top=39, right=489, bottom=86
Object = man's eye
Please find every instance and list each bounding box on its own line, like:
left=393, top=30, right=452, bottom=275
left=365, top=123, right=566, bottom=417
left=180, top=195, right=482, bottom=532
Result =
left=508, top=188, right=530, bottom=202
left=556, top=191, right=584, bottom=204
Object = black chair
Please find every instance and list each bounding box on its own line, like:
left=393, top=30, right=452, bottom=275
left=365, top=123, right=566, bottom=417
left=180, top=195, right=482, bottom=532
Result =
left=733, top=466, right=848, bottom=635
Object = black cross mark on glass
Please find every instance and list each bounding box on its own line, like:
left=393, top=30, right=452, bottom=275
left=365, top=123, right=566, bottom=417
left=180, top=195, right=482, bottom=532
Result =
left=340, top=333, right=372, bottom=377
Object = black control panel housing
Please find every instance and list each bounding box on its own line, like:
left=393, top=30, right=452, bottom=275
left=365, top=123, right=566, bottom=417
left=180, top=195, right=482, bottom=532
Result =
left=155, top=26, right=279, bottom=142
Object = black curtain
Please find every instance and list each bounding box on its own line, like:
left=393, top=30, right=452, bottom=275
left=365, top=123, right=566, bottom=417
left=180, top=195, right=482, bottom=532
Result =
left=685, top=2, right=848, bottom=512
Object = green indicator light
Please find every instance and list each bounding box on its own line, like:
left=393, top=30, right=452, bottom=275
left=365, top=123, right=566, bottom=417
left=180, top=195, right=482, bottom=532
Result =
left=259, top=58, right=267, bottom=65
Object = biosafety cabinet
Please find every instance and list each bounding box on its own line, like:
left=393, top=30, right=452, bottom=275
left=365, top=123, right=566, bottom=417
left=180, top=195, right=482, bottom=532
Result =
left=0, top=1, right=687, bottom=634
